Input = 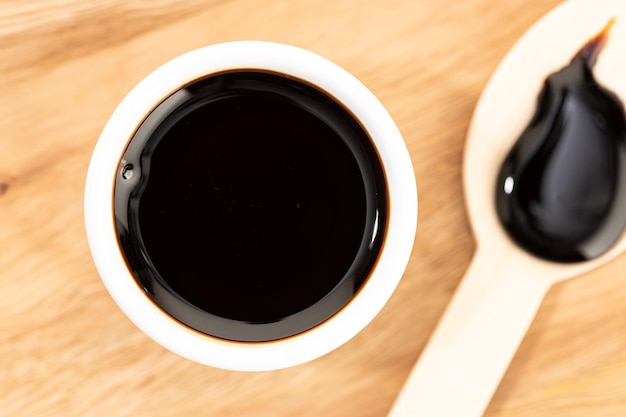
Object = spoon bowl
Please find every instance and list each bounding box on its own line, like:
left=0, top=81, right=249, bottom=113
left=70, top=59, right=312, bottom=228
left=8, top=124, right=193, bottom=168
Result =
left=389, top=1, right=626, bottom=416
left=466, top=1, right=626, bottom=278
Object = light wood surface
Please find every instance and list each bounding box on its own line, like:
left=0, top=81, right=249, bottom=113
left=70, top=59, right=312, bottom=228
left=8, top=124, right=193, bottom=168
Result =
left=3, top=1, right=626, bottom=416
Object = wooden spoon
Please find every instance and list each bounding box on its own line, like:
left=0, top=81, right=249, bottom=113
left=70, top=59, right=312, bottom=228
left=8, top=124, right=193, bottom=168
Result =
left=388, top=1, right=626, bottom=416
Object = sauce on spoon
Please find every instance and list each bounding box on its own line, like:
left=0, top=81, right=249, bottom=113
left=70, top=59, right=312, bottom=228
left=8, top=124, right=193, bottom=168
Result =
left=496, top=20, right=626, bottom=262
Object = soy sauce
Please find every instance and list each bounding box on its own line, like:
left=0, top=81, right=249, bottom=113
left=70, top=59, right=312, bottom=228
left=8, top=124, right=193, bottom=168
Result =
left=114, top=70, right=388, bottom=342
left=496, top=21, right=626, bottom=262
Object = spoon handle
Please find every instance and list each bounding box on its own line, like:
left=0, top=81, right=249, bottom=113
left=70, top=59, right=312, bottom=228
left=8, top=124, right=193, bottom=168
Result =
left=387, top=247, right=552, bottom=417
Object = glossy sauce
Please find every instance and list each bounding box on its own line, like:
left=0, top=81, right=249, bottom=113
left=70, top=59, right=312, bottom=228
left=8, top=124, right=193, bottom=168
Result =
left=496, top=21, right=626, bottom=262
left=114, top=71, right=388, bottom=342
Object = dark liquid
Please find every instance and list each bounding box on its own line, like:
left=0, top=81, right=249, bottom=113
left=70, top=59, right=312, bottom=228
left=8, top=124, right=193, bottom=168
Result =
left=114, top=71, right=388, bottom=341
left=496, top=22, right=626, bottom=262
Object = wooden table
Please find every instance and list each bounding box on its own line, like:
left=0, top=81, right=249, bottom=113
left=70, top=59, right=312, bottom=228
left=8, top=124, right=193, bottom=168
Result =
left=3, top=0, right=626, bottom=416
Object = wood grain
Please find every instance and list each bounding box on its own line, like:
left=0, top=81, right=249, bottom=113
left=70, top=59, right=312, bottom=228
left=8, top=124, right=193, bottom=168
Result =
left=2, top=0, right=626, bottom=416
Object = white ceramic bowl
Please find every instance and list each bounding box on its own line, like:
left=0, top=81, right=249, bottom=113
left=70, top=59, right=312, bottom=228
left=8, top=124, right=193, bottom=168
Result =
left=84, top=41, right=417, bottom=371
